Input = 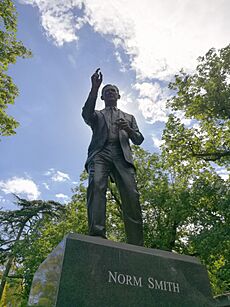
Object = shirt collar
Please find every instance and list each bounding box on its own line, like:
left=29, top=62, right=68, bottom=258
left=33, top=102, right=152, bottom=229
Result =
left=104, top=106, right=118, bottom=110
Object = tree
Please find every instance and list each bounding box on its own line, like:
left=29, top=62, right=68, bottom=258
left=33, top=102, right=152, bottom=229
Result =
left=131, top=146, right=229, bottom=295
left=166, top=44, right=230, bottom=165
left=0, top=0, right=32, bottom=138
left=186, top=173, right=230, bottom=294
left=0, top=196, right=65, bottom=303
left=161, top=129, right=229, bottom=295
left=0, top=178, right=89, bottom=305
left=162, top=45, right=230, bottom=293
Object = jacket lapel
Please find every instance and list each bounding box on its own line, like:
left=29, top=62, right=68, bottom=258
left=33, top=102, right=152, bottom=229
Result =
left=100, top=109, right=109, bottom=128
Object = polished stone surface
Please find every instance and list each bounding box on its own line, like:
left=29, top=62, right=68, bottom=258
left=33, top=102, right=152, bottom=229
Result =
left=28, top=239, right=66, bottom=306
left=28, top=233, right=215, bottom=306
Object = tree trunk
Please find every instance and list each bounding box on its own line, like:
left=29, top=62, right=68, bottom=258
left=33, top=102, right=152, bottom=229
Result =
left=168, top=221, right=178, bottom=251
left=0, top=221, right=25, bottom=302
left=0, top=255, right=14, bottom=301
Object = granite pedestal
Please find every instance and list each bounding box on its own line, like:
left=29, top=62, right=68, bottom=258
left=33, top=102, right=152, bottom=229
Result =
left=28, top=233, right=215, bottom=306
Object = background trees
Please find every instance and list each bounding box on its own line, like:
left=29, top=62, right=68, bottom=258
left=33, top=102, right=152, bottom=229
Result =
left=0, top=0, right=31, bottom=138
left=161, top=43, right=230, bottom=295
left=0, top=196, right=65, bottom=304
left=165, top=44, right=230, bottom=166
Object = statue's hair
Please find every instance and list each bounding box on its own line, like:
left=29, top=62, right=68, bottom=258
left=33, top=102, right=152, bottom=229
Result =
left=101, top=84, right=119, bottom=96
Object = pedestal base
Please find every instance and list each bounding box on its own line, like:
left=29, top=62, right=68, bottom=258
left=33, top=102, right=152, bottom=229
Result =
left=28, top=233, right=215, bottom=307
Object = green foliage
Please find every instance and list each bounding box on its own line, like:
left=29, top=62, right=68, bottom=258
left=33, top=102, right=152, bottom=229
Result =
left=166, top=44, right=230, bottom=165
left=0, top=196, right=65, bottom=304
left=168, top=45, right=230, bottom=120
left=162, top=45, right=230, bottom=294
left=0, top=184, right=88, bottom=305
left=0, top=0, right=32, bottom=138
left=133, top=146, right=229, bottom=295
left=162, top=119, right=230, bottom=295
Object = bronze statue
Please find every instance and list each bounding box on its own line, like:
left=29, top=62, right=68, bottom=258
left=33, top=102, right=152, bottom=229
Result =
left=82, top=69, right=144, bottom=246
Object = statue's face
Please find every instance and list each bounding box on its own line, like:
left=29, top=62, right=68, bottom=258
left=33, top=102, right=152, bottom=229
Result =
left=101, top=85, right=120, bottom=105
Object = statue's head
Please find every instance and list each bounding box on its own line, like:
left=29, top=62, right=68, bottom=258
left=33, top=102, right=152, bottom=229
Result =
left=101, top=84, right=120, bottom=106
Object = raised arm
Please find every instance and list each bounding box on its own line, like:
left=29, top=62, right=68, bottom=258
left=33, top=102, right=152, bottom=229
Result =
left=82, top=68, right=103, bottom=126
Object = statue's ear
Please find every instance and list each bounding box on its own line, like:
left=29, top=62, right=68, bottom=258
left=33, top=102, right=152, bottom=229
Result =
left=117, top=94, right=121, bottom=99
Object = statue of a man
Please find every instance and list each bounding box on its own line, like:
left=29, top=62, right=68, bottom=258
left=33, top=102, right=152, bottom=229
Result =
left=82, top=69, right=144, bottom=246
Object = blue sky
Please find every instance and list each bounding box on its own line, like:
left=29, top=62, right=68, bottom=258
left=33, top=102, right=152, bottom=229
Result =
left=0, top=0, right=229, bottom=209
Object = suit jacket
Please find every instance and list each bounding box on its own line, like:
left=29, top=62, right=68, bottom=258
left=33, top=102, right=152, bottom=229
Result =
left=82, top=91, right=144, bottom=171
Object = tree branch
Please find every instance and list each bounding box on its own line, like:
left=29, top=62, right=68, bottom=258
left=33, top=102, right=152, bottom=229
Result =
left=192, top=150, right=230, bottom=161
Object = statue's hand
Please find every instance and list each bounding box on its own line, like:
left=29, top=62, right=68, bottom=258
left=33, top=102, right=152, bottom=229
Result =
left=91, top=68, right=103, bottom=90
left=117, top=118, right=133, bottom=134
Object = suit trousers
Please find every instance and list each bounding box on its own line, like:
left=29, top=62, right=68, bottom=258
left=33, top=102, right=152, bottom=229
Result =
left=87, top=142, right=143, bottom=246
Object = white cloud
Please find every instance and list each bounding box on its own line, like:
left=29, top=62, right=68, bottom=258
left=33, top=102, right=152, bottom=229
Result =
left=55, top=193, right=69, bottom=199
left=21, top=0, right=230, bottom=76
left=0, top=195, right=6, bottom=203
left=118, top=90, right=136, bottom=113
left=114, top=50, right=128, bottom=72
left=68, top=54, right=77, bottom=67
left=134, top=82, right=169, bottom=122
left=55, top=193, right=70, bottom=203
left=216, top=168, right=229, bottom=181
left=173, top=111, right=192, bottom=126
left=44, top=169, right=70, bottom=182
left=52, top=171, right=70, bottom=182
left=21, top=0, right=230, bottom=122
left=21, top=0, right=85, bottom=46
left=42, top=182, right=50, bottom=190
left=152, top=134, right=165, bottom=149
left=0, top=177, right=40, bottom=200
left=44, top=168, right=55, bottom=176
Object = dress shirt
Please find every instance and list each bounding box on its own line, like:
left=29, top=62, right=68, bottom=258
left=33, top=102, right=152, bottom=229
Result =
left=104, top=106, right=120, bottom=143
